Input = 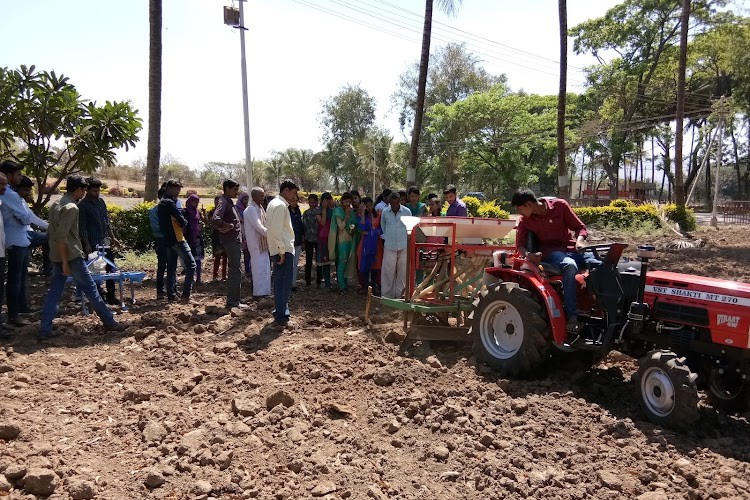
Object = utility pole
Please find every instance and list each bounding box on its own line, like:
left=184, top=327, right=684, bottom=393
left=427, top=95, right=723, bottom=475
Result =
left=224, top=2, right=253, bottom=189
left=710, top=99, right=726, bottom=228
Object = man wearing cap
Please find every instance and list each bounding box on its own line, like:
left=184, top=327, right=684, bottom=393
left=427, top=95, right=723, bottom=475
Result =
left=158, top=179, right=196, bottom=303
left=0, top=160, right=33, bottom=327
left=212, top=179, right=244, bottom=309
left=39, top=175, right=125, bottom=339
left=443, top=184, right=468, bottom=217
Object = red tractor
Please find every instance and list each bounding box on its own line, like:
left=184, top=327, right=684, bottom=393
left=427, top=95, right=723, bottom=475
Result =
left=475, top=242, right=750, bottom=428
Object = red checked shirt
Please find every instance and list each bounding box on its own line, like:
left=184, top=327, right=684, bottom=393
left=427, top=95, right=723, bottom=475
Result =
left=515, top=197, right=588, bottom=258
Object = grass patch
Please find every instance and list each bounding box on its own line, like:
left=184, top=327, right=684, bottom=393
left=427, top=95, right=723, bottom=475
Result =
left=118, top=251, right=158, bottom=271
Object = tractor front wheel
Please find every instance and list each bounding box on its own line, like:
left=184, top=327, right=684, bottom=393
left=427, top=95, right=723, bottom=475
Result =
left=634, top=350, right=699, bottom=430
left=705, top=366, right=750, bottom=413
left=469, top=282, right=551, bottom=377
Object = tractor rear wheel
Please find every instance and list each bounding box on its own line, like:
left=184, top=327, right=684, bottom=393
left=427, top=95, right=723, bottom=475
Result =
left=634, top=350, right=699, bottom=430
left=469, top=282, right=551, bottom=377
left=705, top=366, right=750, bottom=413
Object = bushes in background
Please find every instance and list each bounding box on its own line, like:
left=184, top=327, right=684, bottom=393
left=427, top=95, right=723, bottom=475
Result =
left=462, top=196, right=482, bottom=217
left=573, top=204, right=661, bottom=228
left=477, top=201, right=510, bottom=219
left=663, top=204, right=697, bottom=231
left=108, top=202, right=156, bottom=252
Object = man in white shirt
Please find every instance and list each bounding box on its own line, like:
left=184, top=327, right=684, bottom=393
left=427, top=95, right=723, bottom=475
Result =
left=0, top=161, right=33, bottom=326
left=265, top=179, right=298, bottom=328
left=243, top=187, right=272, bottom=299
left=374, top=188, right=392, bottom=213
left=380, top=192, right=411, bottom=299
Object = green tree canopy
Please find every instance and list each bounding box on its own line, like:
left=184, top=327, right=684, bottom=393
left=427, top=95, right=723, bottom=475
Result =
left=0, top=65, right=141, bottom=209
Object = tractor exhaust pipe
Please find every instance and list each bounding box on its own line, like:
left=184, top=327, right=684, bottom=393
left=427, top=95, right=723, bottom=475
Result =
left=628, top=244, right=656, bottom=334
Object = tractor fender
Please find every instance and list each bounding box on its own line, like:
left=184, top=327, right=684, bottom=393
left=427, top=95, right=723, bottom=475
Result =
left=482, top=267, right=567, bottom=345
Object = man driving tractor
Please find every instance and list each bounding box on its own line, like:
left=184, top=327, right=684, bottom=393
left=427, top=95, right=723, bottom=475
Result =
left=512, top=188, right=600, bottom=333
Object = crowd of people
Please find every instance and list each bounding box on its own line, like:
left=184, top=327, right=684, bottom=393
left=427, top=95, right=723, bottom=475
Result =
left=151, top=180, right=471, bottom=330
left=0, top=156, right=476, bottom=338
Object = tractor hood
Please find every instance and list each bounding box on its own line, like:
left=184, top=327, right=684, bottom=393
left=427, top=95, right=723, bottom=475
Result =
left=644, top=270, right=750, bottom=348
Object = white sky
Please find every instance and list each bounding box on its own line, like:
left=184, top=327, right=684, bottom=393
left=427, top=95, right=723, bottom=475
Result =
left=1, top=0, right=621, bottom=169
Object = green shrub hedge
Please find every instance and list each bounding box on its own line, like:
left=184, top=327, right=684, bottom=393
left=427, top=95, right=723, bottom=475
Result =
left=663, top=204, right=697, bottom=231
left=462, top=196, right=482, bottom=217
left=610, top=199, right=635, bottom=208
left=477, top=202, right=510, bottom=219
left=573, top=205, right=661, bottom=228
left=108, top=202, right=156, bottom=252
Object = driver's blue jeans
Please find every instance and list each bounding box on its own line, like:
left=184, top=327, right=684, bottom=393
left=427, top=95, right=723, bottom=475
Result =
left=544, top=251, right=601, bottom=319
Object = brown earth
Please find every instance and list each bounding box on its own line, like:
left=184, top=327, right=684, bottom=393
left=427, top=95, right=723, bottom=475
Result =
left=1, top=225, right=750, bottom=499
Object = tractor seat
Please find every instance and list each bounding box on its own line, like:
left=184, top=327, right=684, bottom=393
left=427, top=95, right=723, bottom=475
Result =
left=527, top=232, right=563, bottom=275
left=540, top=262, right=563, bottom=275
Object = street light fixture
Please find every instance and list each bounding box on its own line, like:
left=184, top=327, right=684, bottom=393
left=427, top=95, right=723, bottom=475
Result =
left=224, top=2, right=253, bottom=190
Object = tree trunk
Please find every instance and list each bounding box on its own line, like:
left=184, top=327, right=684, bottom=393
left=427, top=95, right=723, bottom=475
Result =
left=651, top=136, right=655, bottom=183
left=556, top=0, right=569, bottom=200
left=673, top=0, right=691, bottom=210
left=144, top=0, right=162, bottom=202
left=578, top=151, right=585, bottom=198
left=705, top=156, right=711, bottom=206
left=406, top=0, right=434, bottom=188
left=731, top=122, right=740, bottom=197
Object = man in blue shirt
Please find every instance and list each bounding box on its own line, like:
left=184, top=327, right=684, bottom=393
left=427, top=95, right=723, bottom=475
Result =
left=0, top=161, right=33, bottom=326
left=444, top=184, right=468, bottom=217
left=79, top=177, right=121, bottom=305
left=380, top=192, right=411, bottom=299
left=149, top=185, right=170, bottom=299
left=157, top=179, right=196, bottom=303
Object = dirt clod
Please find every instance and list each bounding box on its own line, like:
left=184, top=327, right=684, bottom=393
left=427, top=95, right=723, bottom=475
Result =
left=265, top=390, right=295, bottom=409
left=23, top=468, right=57, bottom=496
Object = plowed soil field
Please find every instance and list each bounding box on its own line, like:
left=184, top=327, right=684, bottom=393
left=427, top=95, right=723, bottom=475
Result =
left=1, top=225, right=750, bottom=499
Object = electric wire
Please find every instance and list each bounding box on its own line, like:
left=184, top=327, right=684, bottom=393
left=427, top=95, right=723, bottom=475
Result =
left=290, top=0, right=721, bottom=106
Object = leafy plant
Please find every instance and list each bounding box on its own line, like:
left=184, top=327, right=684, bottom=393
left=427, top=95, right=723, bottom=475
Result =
left=0, top=65, right=142, bottom=210
left=108, top=202, right=156, bottom=251
left=574, top=205, right=661, bottom=228
left=477, top=201, right=510, bottom=219
left=662, top=203, right=697, bottom=231
left=462, top=196, right=482, bottom=216
left=610, top=199, right=635, bottom=208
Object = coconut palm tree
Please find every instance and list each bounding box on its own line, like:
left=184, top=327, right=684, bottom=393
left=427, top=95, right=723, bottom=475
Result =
left=144, top=0, right=162, bottom=201
left=406, top=0, right=462, bottom=187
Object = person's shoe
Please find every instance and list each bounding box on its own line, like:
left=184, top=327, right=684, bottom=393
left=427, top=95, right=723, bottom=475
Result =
left=106, top=297, right=120, bottom=306
left=0, top=328, right=14, bottom=340
left=103, top=322, right=127, bottom=333
left=227, top=303, right=250, bottom=309
left=566, top=317, right=582, bottom=334
left=268, top=320, right=289, bottom=331
left=37, top=330, right=59, bottom=341
left=157, top=293, right=165, bottom=300
left=10, top=317, right=30, bottom=327
left=181, top=296, right=198, bottom=305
